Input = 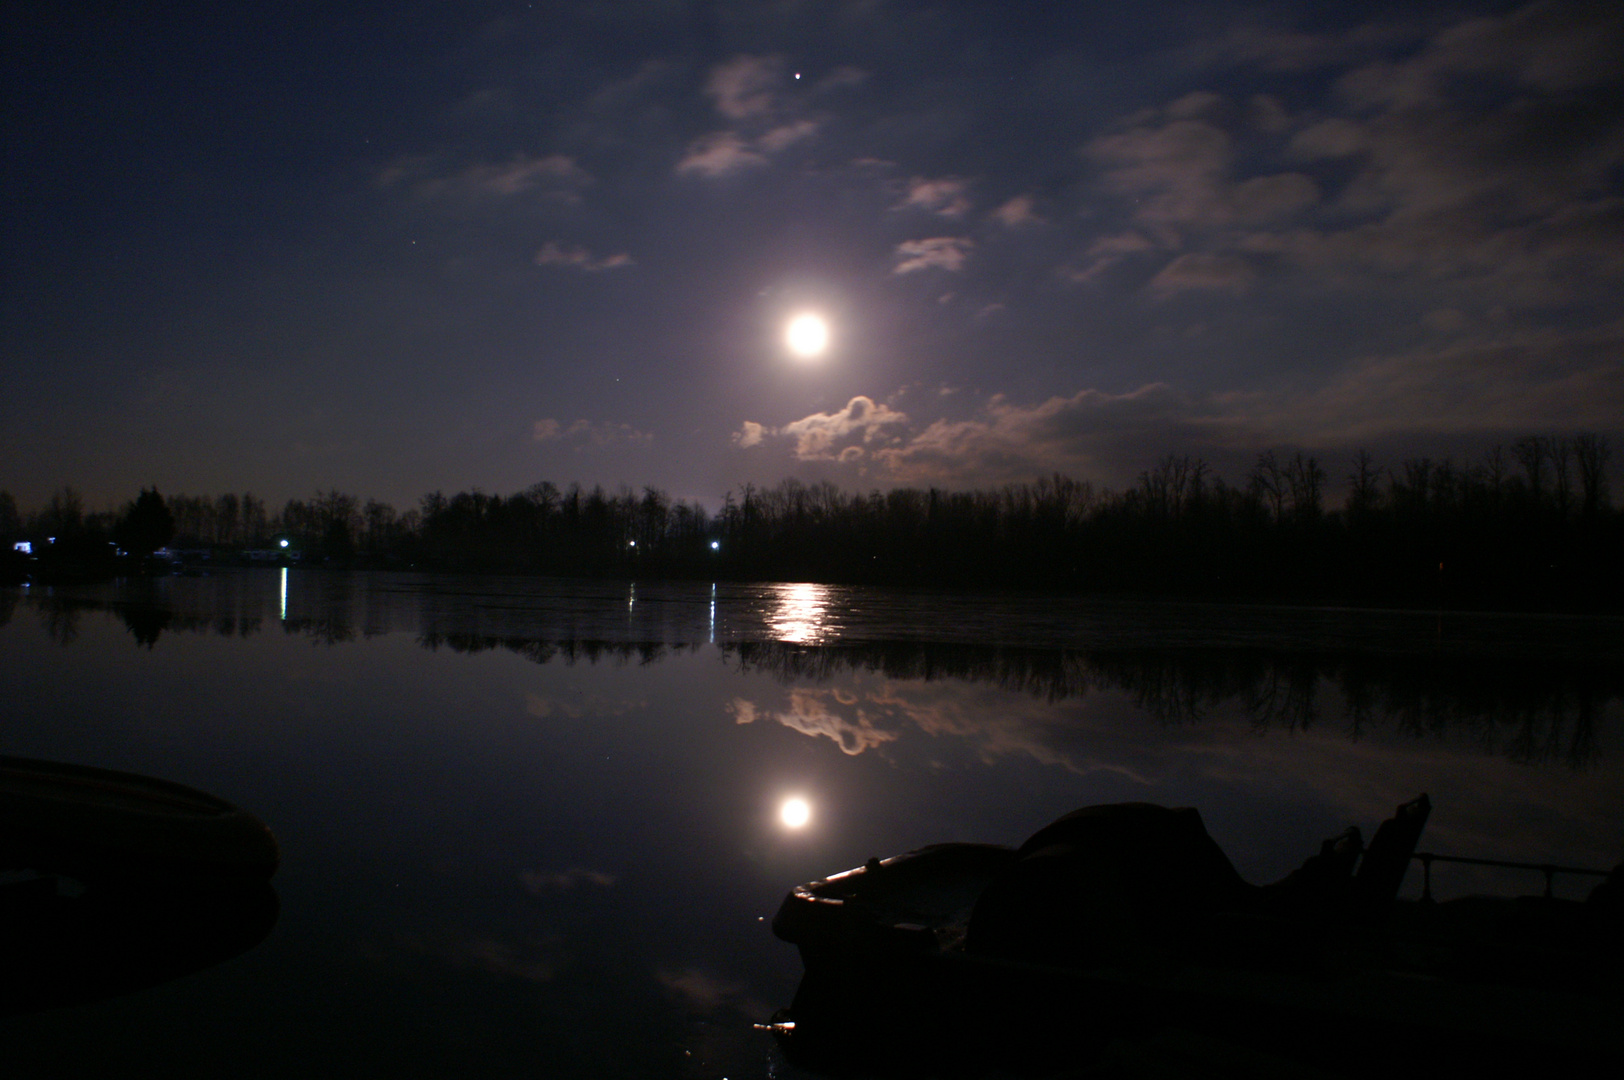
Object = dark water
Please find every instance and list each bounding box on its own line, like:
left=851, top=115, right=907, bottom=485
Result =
left=3, top=572, right=1622, bottom=1077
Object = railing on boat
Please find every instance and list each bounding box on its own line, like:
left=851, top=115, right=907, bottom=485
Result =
left=1412, top=851, right=1611, bottom=901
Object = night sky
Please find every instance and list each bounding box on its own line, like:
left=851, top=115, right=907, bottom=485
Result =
left=5, top=1, right=1622, bottom=514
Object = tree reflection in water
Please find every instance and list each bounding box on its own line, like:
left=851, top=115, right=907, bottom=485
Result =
left=18, top=577, right=1619, bottom=768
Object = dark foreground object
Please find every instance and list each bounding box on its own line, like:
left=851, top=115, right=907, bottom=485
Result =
left=0, top=756, right=280, bottom=1015
left=769, top=798, right=1624, bottom=1076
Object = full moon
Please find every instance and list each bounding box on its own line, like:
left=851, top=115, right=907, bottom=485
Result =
left=785, top=314, right=829, bottom=357
left=780, top=797, right=812, bottom=828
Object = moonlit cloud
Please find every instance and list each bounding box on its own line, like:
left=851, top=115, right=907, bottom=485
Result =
left=519, top=868, right=616, bottom=894
left=1087, top=117, right=1233, bottom=233
left=704, top=54, right=781, bottom=121
left=11, top=1, right=1622, bottom=512
left=534, top=242, right=634, bottom=272
left=757, top=119, right=820, bottom=152
left=534, top=419, right=653, bottom=447
left=656, top=968, right=746, bottom=1014
left=732, top=421, right=767, bottom=449
left=386, top=154, right=593, bottom=200
left=895, top=176, right=972, bottom=217
left=1268, top=321, right=1624, bottom=442
left=1063, top=231, right=1157, bottom=283
left=731, top=688, right=898, bottom=755
left=738, top=397, right=911, bottom=462
left=777, top=396, right=910, bottom=460
left=739, top=385, right=1253, bottom=488
left=871, top=386, right=1216, bottom=484
left=814, top=65, right=868, bottom=93
left=676, top=131, right=768, bottom=177
left=893, top=237, right=974, bottom=274
left=1148, top=252, right=1257, bottom=296
left=991, top=194, right=1041, bottom=227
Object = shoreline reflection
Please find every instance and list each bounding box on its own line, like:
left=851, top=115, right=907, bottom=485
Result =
left=12, top=581, right=1618, bottom=769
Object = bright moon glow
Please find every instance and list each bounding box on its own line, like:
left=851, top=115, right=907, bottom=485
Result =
left=780, top=797, right=812, bottom=828
left=785, top=314, right=829, bottom=357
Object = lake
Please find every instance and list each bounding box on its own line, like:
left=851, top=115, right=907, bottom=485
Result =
left=3, top=572, right=1622, bottom=1077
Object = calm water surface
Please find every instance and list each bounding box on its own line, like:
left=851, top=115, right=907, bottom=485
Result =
left=3, top=572, right=1622, bottom=1077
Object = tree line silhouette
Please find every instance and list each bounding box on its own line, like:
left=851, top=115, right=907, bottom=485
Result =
left=2, top=433, right=1616, bottom=609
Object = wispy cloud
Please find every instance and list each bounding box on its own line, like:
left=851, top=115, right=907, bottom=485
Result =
left=678, top=54, right=825, bottom=178
left=676, top=131, right=769, bottom=177
left=895, top=175, right=972, bottom=217
left=704, top=54, right=782, bottom=121
left=1082, top=3, right=1624, bottom=315
left=893, top=236, right=974, bottom=274
left=728, top=690, right=897, bottom=755
left=382, top=153, right=593, bottom=201
left=1148, top=252, right=1256, bottom=296
left=758, top=119, right=820, bottom=152
left=534, top=241, right=634, bottom=272
left=1265, top=320, right=1624, bottom=443
left=991, top=194, right=1041, bottom=227
left=519, top=868, right=616, bottom=894
left=1062, top=231, right=1156, bottom=283
left=870, top=385, right=1215, bottom=483
left=533, top=419, right=653, bottom=446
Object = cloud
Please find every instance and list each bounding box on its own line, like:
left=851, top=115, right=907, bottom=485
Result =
left=991, top=194, right=1041, bottom=227
left=1086, top=112, right=1317, bottom=234
left=1338, top=2, right=1622, bottom=111
left=814, top=66, right=868, bottom=93
left=533, top=419, right=653, bottom=446
left=1290, top=118, right=1367, bottom=159
left=731, top=680, right=1152, bottom=779
left=409, top=934, right=564, bottom=983
left=676, top=131, right=768, bottom=177
left=1063, top=231, right=1157, bottom=283
left=732, top=421, right=768, bottom=449
left=1087, top=117, right=1233, bottom=232
left=519, top=868, right=616, bottom=894
left=869, top=385, right=1213, bottom=484
left=1269, top=320, right=1624, bottom=443
left=678, top=54, right=829, bottom=178
left=657, top=968, right=743, bottom=1013
left=1228, top=173, right=1319, bottom=222
left=384, top=154, right=593, bottom=201
left=895, top=176, right=972, bottom=217
left=757, top=119, right=820, bottom=152
left=1083, top=5, right=1624, bottom=317
left=893, top=236, right=974, bottom=274
left=733, top=689, right=899, bottom=755
left=734, top=385, right=1259, bottom=487
left=735, top=397, right=914, bottom=462
left=1148, top=252, right=1257, bottom=296
left=704, top=55, right=781, bottom=121
left=534, top=241, right=634, bottom=272
left=676, top=120, right=818, bottom=177
left=775, top=396, right=910, bottom=460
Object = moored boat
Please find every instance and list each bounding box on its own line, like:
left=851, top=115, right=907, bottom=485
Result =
left=0, top=755, right=280, bottom=881
left=767, top=797, right=1623, bottom=1075
left=0, top=755, right=282, bottom=1014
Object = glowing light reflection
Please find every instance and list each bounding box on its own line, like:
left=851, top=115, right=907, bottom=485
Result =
left=767, top=582, right=835, bottom=644
left=279, top=567, right=288, bottom=621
